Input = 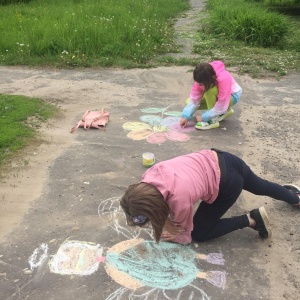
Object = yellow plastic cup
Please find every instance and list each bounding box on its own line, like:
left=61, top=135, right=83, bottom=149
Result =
left=142, top=152, right=155, bottom=168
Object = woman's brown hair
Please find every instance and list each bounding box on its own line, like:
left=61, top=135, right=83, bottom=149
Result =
left=193, top=62, right=217, bottom=92
left=120, top=182, right=170, bottom=243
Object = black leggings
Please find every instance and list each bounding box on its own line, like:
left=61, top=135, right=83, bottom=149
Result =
left=191, top=149, right=299, bottom=242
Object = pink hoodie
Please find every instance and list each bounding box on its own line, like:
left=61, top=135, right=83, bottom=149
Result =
left=182, top=60, right=242, bottom=121
left=141, top=150, right=220, bottom=244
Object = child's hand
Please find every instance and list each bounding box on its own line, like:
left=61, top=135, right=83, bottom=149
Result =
left=161, top=231, right=178, bottom=243
left=164, top=218, right=185, bottom=235
left=180, top=118, right=188, bottom=128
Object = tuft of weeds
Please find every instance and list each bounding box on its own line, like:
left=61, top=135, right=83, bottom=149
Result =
left=206, top=0, right=290, bottom=47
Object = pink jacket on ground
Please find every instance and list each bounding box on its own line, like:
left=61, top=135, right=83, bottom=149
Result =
left=141, top=150, right=220, bottom=244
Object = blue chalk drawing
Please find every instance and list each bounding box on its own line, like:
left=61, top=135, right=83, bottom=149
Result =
left=105, top=238, right=226, bottom=291
left=106, top=241, right=201, bottom=289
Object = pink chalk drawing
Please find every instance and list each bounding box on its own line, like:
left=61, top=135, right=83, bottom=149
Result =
left=122, top=107, right=195, bottom=144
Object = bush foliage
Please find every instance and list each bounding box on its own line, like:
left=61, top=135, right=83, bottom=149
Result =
left=206, top=0, right=290, bottom=47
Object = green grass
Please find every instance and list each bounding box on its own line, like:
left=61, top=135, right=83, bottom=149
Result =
left=0, top=0, right=189, bottom=67
left=0, top=94, right=59, bottom=166
left=189, top=0, right=300, bottom=78
left=0, top=0, right=299, bottom=77
left=207, top=0, right=290, bottom=47
left=191, top=31, right=299, bottom=78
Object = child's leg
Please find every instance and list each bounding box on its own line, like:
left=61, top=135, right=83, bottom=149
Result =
left=203, top=87, right=236, bottom=109
left=200, top=88, right=241, bottom=111
left=194, top=88, right=239, bottom=129
left=185, top=97, right=208, bottom=110
left=192, top=196, right=249, bottom=242
left=192, top=151, right=249, bottom=242
left=191, top=150, right=284, bottom=242
left=186, top=86, right=218, bottom=112
left=195, top=87, right=235, bottom=127
left=242, top=165, right=299, bottom=205
left=203, top=86, right=218, bottom=109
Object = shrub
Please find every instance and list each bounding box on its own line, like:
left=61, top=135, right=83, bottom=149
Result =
left=206, top=0, right=290, bottom=47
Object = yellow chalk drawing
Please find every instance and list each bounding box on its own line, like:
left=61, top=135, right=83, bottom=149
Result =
left=123, top=107, right=195, bottom=144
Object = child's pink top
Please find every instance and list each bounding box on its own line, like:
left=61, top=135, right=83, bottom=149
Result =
left=182, top=60, right=242, bottom=121
left=141, top=150, right=220, bottom=244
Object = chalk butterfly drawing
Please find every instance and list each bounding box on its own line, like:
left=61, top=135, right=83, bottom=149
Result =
left=122, top=107, right=195, bottom=144
left=98, top=197, right=226, bottom=299
left=28, top=197, right=226, bottom=300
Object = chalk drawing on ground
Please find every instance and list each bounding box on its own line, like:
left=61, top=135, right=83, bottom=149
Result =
left=28, top=243, right=49, bottom=271
left=27, top=197, right=226, bottom=300
left=122, top=106, right=195, bottom=144
left=97, top=196, right=154, bottom=240
left=49, top=240, right=103, bottom=275
left=28, top=238, right=225, bottom=300
left=105, top=238, right=226, bottom=290
left=96, top=197, right=226, bottom=299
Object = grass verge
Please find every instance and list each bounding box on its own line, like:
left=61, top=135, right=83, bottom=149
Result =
left=0, top=94, right=60, bottom=169
left=0, top=0, right=299, bottom=78
left=0, top=0, right=189, bottom=68
left=177, top=0, right=300, bottom=78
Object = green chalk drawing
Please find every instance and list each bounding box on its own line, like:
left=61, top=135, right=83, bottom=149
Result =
left=163, top=111, right=182, bottom=117
left=140, top=108, right=164, bottom=114
left=106, top=241, right=197, bottom=290
left=139, top=115, right=162, bottom=126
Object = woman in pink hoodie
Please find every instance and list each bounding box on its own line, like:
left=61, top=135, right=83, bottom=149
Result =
left=120, top=149, right=300, bottom=245
left=180, top=61, right=242, bottom=130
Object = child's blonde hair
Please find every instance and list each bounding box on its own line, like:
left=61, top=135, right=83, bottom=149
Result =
left=120, top=183, right=169, bottom=242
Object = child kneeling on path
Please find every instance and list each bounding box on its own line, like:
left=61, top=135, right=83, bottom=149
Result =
left=180, top=61, right=242, bottom=130
left=120, top=149, right=300, bottom=244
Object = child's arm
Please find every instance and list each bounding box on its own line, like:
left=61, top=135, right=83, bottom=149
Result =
left=180, top=83, right=204, bottom=126
left=162, top=206, right=193, bottom=244
left=161, top=230, right=192, bottom=244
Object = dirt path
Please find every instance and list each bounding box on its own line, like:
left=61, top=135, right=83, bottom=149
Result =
left=0, top=1, right=300, bottom=299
